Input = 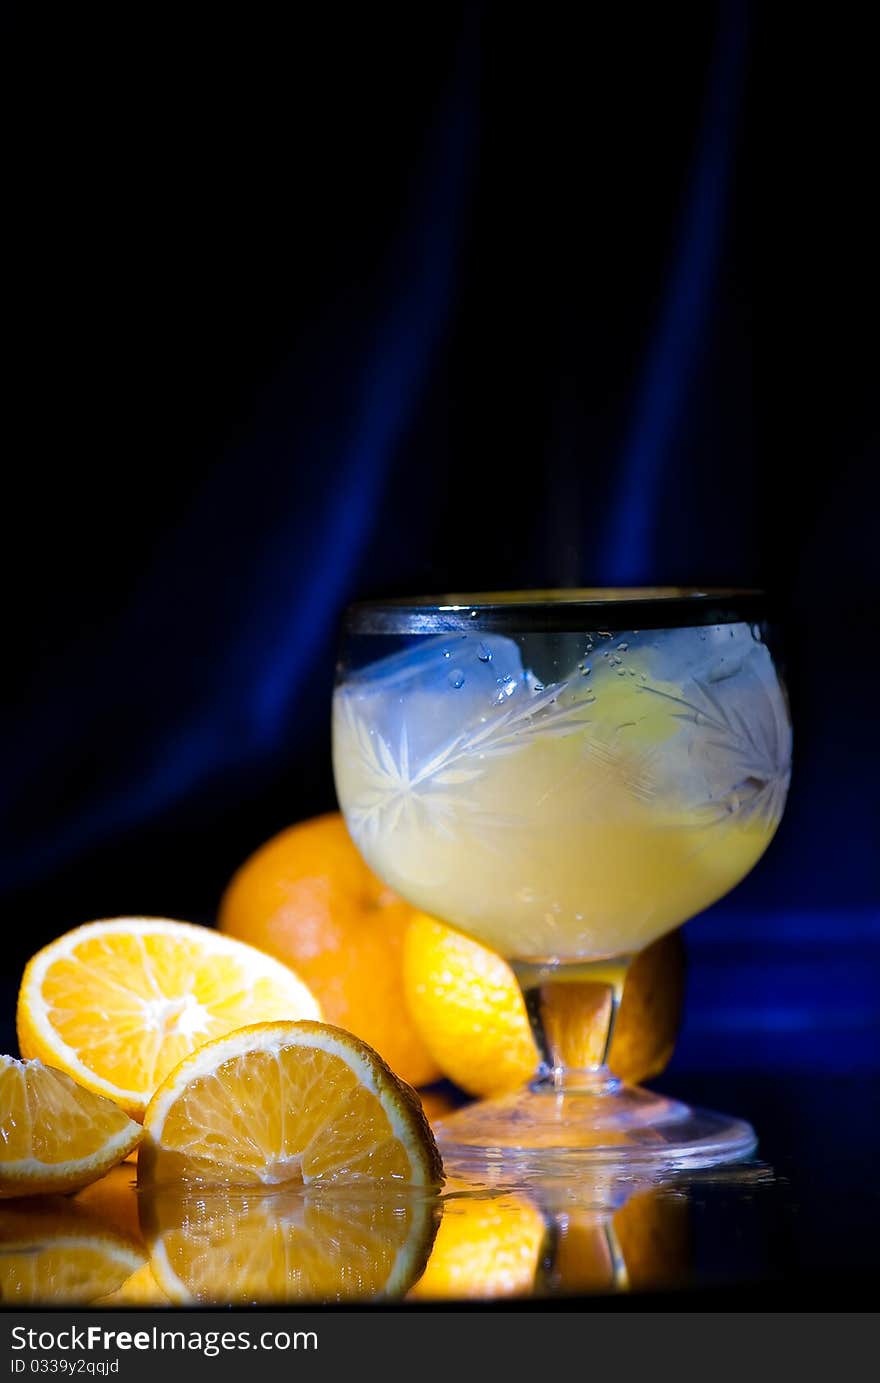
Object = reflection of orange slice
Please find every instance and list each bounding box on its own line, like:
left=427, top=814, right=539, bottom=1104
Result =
left=0, top=1200, right=145, bottom=1306
left=409, top=1185, right=546, bottom=1300
left=142, top=1187, right=438, bottom=1304
left=0, top=1056, right=142, bottom=1198
left=94, top=1262, right=171, bottom=1307
left=17, top=918, right=321, bottom=1119
left=139, top=1021, right=443, bottom=1188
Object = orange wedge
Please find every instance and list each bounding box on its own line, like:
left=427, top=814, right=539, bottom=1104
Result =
left=141, top=1185, right=438, bottom=1304
left=139, top=1021, right=443, bottom=1189
left=0, top=1057, right=142, bottom=1198
left=0, top=1199, right=145, bottom=1305
left=17, top=917, right=322, bottom=1119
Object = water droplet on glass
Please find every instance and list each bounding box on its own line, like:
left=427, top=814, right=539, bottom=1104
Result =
left=477, top=642, right=493, bottom=663
left=640, top=672, right=647, bottom=680
left=609, top=655, right=622, bottom=667
left=469, top=609, right=479, bottom=619
left=598, top=630, right=612, bottom=640
left=532, top=683, right=545, bottom=693
left=617, top=667, right=627, bottom=676
left=580, top=663, right=592, bottom=676
left=751, top=623, right=763, bottom=642
left=629, top=668, right=637, bottom=677
left=699, top=632, right=707, bottom=641
left=617, top=641, right=629, bottom=652
left=448, top=670, right=465, bottom=689
left=442, top=648, right=451, bottom=659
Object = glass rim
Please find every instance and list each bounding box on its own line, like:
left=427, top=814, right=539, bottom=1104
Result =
left=341, top=587, right=769, bottom=635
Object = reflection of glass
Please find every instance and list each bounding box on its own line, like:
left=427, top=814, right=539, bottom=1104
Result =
left=534, top=1180, right=692, bottom=1297
left=333, top=590, right=792, bottom=1169
left=409, top=1169, right=694, bottom=1301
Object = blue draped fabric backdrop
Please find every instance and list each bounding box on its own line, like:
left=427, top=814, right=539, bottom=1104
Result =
left=1, top=4, right=877, bottom=1070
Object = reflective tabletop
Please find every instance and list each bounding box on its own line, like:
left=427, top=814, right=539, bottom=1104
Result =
left=2, top=1071, right=877, bottom=1310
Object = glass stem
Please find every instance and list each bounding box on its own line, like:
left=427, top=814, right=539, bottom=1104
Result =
left=512, top=956, right=632, bottom=1093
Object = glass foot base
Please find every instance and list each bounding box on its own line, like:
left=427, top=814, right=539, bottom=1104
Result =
left=435, top=1083, right=756, bottom=1177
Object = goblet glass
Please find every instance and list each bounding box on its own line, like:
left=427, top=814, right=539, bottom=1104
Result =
left=332, top=590, right=791, bottom=1172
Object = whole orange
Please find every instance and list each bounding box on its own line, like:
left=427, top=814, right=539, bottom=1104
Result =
left=217, top=813, right=442, bottom=1088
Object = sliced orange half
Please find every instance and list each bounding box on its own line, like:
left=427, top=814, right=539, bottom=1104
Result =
left=141, top=1185, right=438, bottom=1304
left=0, top=1199, right=145, bottom=1306
left=0, top=1056, right=142, bottom=1198
left=139, top=1020, right=444, bottom=1189
left=17, top=918, right=322, bottom=1119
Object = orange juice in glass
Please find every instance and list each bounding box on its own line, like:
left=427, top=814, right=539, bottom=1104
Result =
left=333, top=590, right=791, bottom=1171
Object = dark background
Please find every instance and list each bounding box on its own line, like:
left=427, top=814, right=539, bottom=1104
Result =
left=1, top=2, right=877, bottom=1081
